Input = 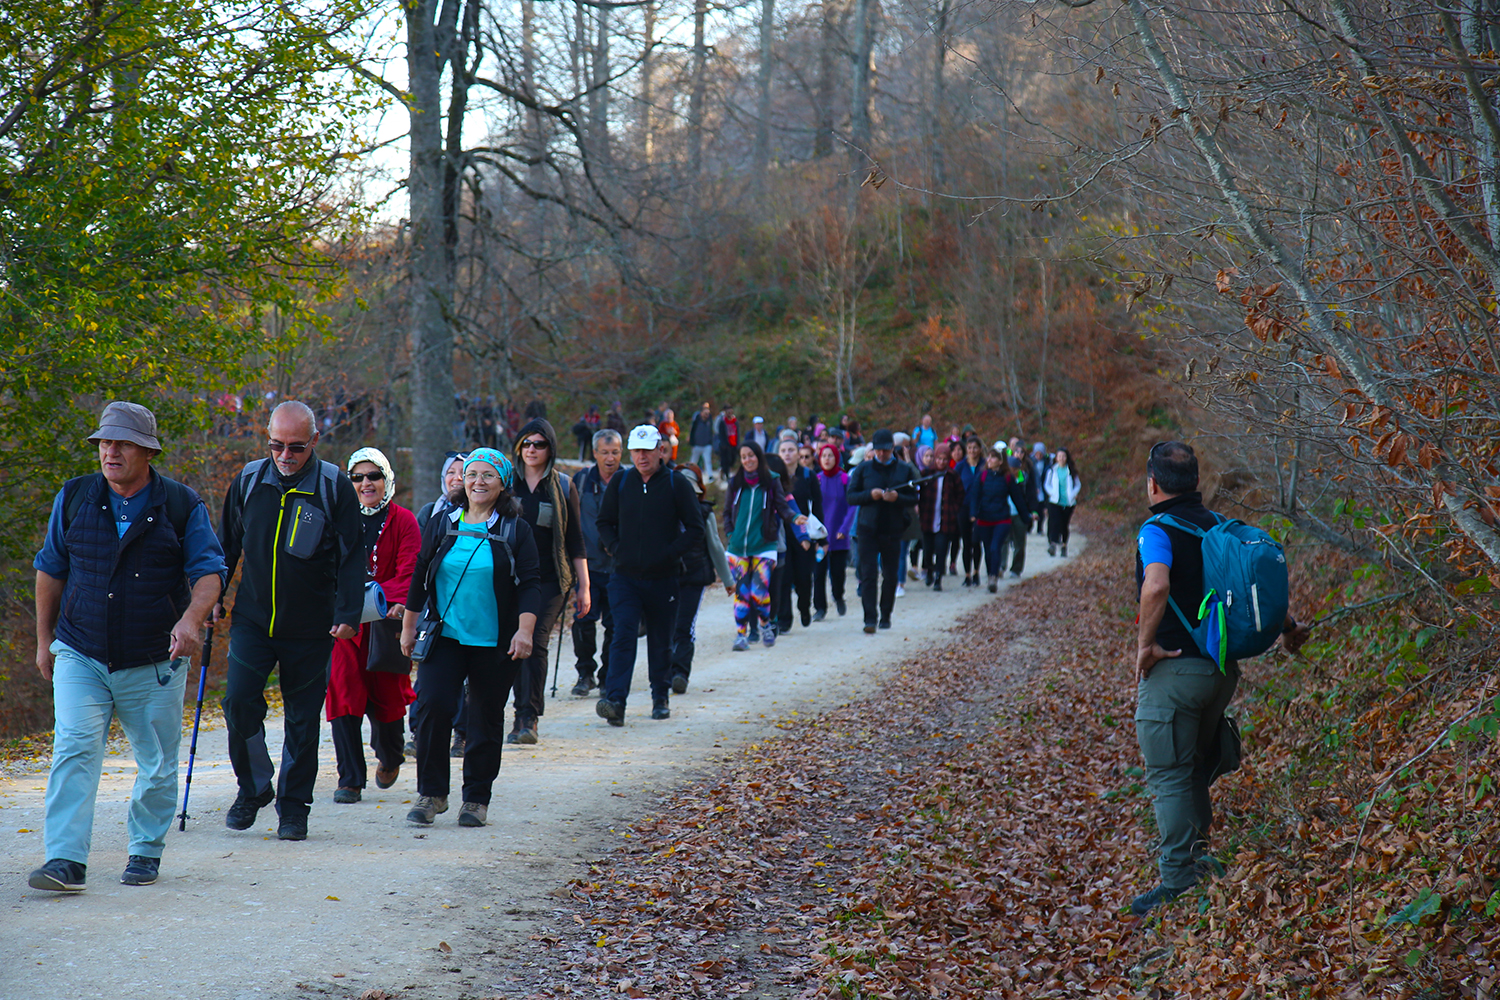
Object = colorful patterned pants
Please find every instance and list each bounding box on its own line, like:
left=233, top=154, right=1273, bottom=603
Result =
left=727, top=554, right=775, bottom=636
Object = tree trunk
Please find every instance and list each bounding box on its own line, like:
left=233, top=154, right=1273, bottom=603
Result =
left=755, top=0, right=774, bottom=185
left=589, top=4, right=611, bottom=169
left=849, top=0, right=872, bottom=199
left=930, top=0, right=948, bottom=197
left=641, top=1, right=656, bottom=165
left=408, top=0, right=456, bottom=462
left=689, top=0, right=706, bottom=175
left=814, top=0, right=834, bottom=158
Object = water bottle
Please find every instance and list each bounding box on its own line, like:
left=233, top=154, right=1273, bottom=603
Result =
left=816, top=546, right=826, bottom=563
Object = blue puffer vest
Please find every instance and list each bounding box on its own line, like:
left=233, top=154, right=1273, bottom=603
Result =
left=55, top=472, right=192, bottom=671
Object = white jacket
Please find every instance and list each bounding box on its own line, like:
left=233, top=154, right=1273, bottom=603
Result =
left=1043, top=465, right=1081, bottom=507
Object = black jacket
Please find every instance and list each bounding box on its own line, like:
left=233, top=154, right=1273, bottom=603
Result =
left=596, top=464, right=704, bottom=579
left=407, top=499, right=543, bottom=638
left=220, top=453, right=364, bottom=639
left=968, top=468, right=1030, bottom=523
left=571, top=464, right=617, bottom=573
left=846, top=459, right=919, bottom=537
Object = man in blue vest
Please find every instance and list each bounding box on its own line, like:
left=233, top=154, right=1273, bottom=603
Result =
left=29, top=402, right=227, bottom=893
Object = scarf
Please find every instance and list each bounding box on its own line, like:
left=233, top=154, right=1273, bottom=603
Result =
left=347, top=446, right=395, bottom=516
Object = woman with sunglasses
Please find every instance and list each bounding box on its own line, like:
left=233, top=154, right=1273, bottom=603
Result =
left=507, top=419, right=589, bottom=745
left=327, top=448, right=419, bottom=804
left=401, top=449, right=540, bottom=826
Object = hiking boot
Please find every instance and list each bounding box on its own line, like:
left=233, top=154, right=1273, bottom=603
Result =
left=28, top=858, right=86, bottom=893
left=670, top=671, right=689, bottom=694
left=800, top=612, right=811, bottom=628
left=1048, top=544, right=1057, bottom=557
left=732, top=634, right=750, bottom=652
left=225, top=785, right=275, bottom=831
left=1130, top=882, right=1190, bottom=917
left=863, top=622, right=877, bottom=635
left=570, top=672, right=595, bottom=697
left=651, top=700, right=671, bottom=720
left=516, top=720, right=538, bottom=745
left=450, top=735, right=466, bottom=758
left=988, top=577, right=998, bottom=593
left=277, top=816, right=308, bottom=841
left=878, top=618, right=891, bottom=630
left=505, top=717, right=525, bottom=745
left=375, top=763, right=400, bottom=789
left=595, top=698, right=625, bottom=727
left=811, top=609, right=826, bottom=623
left=457, top=802, right=488, bottom=827
left=762, top=627, right=776, bottom=648
left=834, top=598, right=847, bottom=616
left=120, top=855, right=159, bottom=886
left=407, top=795, right=449, bottom=825
left=932, top=577, right=942, bottom=592
left=334, top=786, right=362, bottom=804
left=1061, top=545, right=1068, bottom=557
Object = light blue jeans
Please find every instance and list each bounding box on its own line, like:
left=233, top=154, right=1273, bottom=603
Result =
left=44, top=640, right=188, bottom=864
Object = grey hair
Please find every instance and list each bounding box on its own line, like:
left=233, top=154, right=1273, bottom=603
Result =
left=592, top=428, right=622, bottom=449
left=268, top=400, right=317, bottom=436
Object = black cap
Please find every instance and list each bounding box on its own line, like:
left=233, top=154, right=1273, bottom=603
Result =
left=871, top=428, right=896, bottom=449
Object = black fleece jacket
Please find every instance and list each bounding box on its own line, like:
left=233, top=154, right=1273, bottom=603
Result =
left=595, top=464, right=704, bottom=579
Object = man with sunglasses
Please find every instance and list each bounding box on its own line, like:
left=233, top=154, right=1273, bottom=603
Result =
left=28, top=402, right=227, bottom=892
left=216, top=401, right=365, bottom=842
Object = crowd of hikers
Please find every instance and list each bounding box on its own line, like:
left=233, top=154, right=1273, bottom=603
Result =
left=26, top=398, right=1092, bottom=889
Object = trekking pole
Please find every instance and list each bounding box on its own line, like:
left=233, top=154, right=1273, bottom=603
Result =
left=178, top=624, right=213, bottom=831
left=549, top=606, right=567, bottom=698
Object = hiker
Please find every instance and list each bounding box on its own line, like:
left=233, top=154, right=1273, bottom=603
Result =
left=967, top=448, right=1025, bottom=593
left=508, top=419, right=588, bottom=745
left=714, top=403, right=739, bottom=479
left=748, top=416, right=770, bottom=451
left=327, top=448, right=418, bottom=805
left=1004, top=453, right=1034, bottom=578
left=400, top=449, right=540, bottom=827
left=28, top=402, right=226, bottom=892
left=1131, top=441, right=1310, bottom=914
left=774, top=437, right=821, bottom=632
left=218, top=401, right=365, bottom=842
left=670, top=463, right=732, bottom=693
left=955, top=436, right=985, bottom=587
left=688, top=402, right=716, bottom=476
left=569, top=428, right=621, bottom=696
left=916, top=440, right=964, bottom=591
left=1044, top=447, right=1082, bottom=557
left=594, top=425, right=704, bottom=724
left=411, top=450, right=466, bottom=758
left=724, top=441, right=795, bottom=650
left=658, top=407, right=681, bottom=463
left=910, top=413, right=937, bottom=450
left=1031, top=442, right=1051, bottom=536
left=812, top=443, right=855, bottom=619
left=846, top=429, right=919, bottom=633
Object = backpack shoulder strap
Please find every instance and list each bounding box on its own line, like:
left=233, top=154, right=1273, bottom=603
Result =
left=317, top=460, right=340, bottom=512
left=61, top=475, right=94, bottom=531
left=1146, top=512, right=1207, bottom=538
left=238, top=458, right=273, bottom=507
left=160, top=478, right=199, bottom=539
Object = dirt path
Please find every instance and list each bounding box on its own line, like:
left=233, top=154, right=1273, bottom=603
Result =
left=1, top=531, right=1077, bottom=1000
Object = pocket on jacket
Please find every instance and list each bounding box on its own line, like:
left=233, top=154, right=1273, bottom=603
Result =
left=283, top=499, right=327, bottom=559
left=1134, top=704, right=1179, bottom=769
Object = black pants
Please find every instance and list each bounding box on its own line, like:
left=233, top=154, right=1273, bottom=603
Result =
left=776, top=543, right=814, bottom=630
left=221, top=622, right=332, bottom=821
left=330, top=715, right=404, bottom=790
left=921, top=530, right=951, bottom=580
left=813, top=548, right=849, bottom=612
left=857, top=534, right=901, bottom=626
left=414, top=636, right=516, bottom=804
left=673, top=582, right=704, bottom=678
left=974, top=522, right=1007, bottom=578
left=1047, top=503, right=1075, bottom=546
left=1008, top=516, right=1029, bottom=574
left=573, top=569, right=612, bottom=682
left=604, top=572, right=678, bottom=708
left=514, top=581, right=565, bottom=723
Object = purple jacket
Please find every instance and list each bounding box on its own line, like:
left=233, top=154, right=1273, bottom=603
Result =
left=816, top=469, right=856, bottom=551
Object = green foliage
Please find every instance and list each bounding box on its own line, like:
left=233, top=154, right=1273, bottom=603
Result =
left=0, top=0, right=374, bottom=558
left=1385, top=887, right=1443, bottom=928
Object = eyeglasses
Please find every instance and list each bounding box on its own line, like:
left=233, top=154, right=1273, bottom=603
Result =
left=520, top=439, right=549, bottom=450
left=465, top=471, right=500, bottom=483
left=268, top=440, right=309, bottom=454
left=349, top=471, right=385, bottom=483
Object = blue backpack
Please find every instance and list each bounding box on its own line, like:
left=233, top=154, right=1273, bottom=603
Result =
left=1146, top=512, right=1289, bottom=671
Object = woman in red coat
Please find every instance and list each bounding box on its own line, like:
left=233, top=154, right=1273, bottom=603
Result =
left=327, top=447, right=420, bottom=803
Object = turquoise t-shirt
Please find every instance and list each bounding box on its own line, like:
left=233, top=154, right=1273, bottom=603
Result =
left=435, top=521, right=500, bottom=647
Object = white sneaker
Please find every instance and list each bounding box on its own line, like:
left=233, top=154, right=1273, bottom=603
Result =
left=896, top=584, right=906, bottom=598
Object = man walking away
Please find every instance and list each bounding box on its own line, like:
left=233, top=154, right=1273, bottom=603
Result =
left=689, top=402, right=715, bottom=477
left=570, top=429, right=622, bottom=696
left=1131, top=441, right=1310, bottom=915
left=846, top=429, right=918, bottom=633
left=217, top=401, right=364, bottom=842
left=594, top=425, right=704, bottom=724
left=29, top=402, right=226, bottom=892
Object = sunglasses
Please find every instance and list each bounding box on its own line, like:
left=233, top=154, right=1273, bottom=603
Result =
left=349, top=471, right=385, bottom=483
left=268, top=440, right=310, bottom=454
left=520, top=439, right=550, bottom=450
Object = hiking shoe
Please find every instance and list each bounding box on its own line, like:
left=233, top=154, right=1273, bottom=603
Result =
left=1048, top=544, right=1057, bottom=557
left=403, top=738, right=417, bottom=757
left=1010, top=570, right=1022, bottom=579
left=932, top=577, right=942, bottom=592
left=450, top=736, right=466, bottom=758
left=570, top=673, right=595, bottom=697
left=863, top=623, right=877, bottom=635
left=878, top=618, right=891, bottom=630
left=505, top=718, right=525, bottom=745
left=120, top=855, right=159, bottom=886
left=516, top=721, right=538, bottom=745
left=732, top=634, right=750, bottom=652
left=28, top=858, right=86, bottom=893
left=651, top=701, right=670, bottom=720
left=457, top=802, right=488, bottom=827
left=834, top=598, right=846, bottom=616
left=762, top=628, right=776, bottom=648
left=812, top=609, right=826, bottom=623
left=277, top=816, right=308, bottom=841
left=895, top=585, right=906, bottom=598
left=988, top=578, right=998, bottom=593
left=800, top=613, right=811, bottom=628
left=407, top=795, right=449, bottom=825
left=595, top=698, right=625, bottom=727
left=671, top=671, right=689, bottom=695
left=375, top=764, right=400, bottom=789
left=948, top=563, right=959, bottom=576
left=748, top=627, right=760, bottom=643
left=1130, top=882, right=1190, bottom=916
left=1061, top=545, right=1068, bottom=557
left=225, top=785, right=275, bottom=830
left=334, top=786, right=362, bottom=804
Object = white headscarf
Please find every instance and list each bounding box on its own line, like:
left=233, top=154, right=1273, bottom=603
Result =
left=347, top=447, right=396, bottom=516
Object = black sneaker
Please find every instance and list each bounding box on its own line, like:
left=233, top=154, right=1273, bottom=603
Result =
left=333, top=786, right=361, bottom=804
left=570, top=672, right=595, bottom=697
left=450, top=735, right=466, bottom=757
left=651, top=701, right=670, bottom=720
left=834, top=598, right=846, bottom=616
left=120, top=855, right=160, bottom=886
left=1129, top=882, right=1190, bottom=916
left=1048, top=544, right=1057, bottom=557
left=28, top=858, right=86, bottom=893
left=932, top=577, right=942, bottom=592
left=670, top=671, right=689, bottom=695
left=878, top=618, right=891, bottom=630
left=277, top=816, right=308, bottom=841
left=1061, top=545, right=1068, bottom=557
left=225, top=785, right=275, bottom=831
left=595, top=698, right=625, bottom=727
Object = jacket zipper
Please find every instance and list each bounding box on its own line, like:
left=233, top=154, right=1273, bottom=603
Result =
left=269, top=486, right=316, bottom=638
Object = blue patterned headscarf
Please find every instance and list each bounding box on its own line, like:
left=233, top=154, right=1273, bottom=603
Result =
left=463, top=447, right=514, bottom=487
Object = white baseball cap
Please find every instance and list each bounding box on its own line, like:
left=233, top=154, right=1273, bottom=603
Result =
left=752, top=416, right=765, bottom=424
left=627, top=424, right=662, bottom=450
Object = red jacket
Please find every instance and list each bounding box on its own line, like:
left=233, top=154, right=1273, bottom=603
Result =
left=326, top=502, right=420, bottom=721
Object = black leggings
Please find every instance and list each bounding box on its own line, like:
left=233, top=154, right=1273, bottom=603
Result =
left=1047, top=503, right=1075, bottom=546
left=813, top=549, right=849, bottom=611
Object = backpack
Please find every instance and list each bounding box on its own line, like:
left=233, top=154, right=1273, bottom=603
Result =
left=1145, top=512, right=1289, bottom=670
left=447, top=514, right=521, bottom=586
left=238, top=457, right=340, bottom=515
